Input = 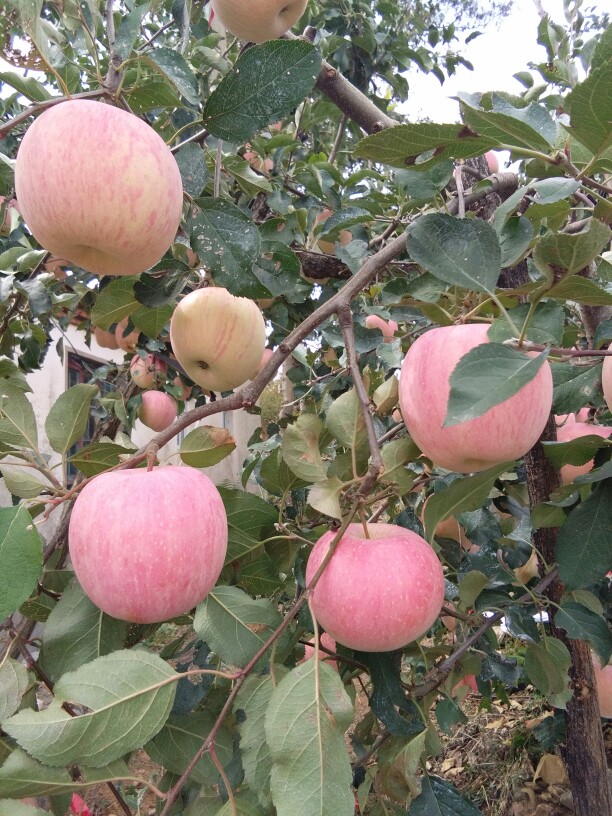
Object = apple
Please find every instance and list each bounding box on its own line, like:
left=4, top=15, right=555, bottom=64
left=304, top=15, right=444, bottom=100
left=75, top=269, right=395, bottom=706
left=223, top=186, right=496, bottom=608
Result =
left=173, top=376, right=193, bottom=401
left=555, top=419, right=611, bottom=484
left=243, top=145, right=273, bottom=173
left=484, top=151, right=500, bottom=174
left=398, top=324, right=554, bottom=473
left=305, top=523, right=445, bottom=652
left=115, top=317, right=140, bottom=352
left=451, top=674, right=479, bottom=697
left=592, top=654, right=612, bottom=718
left=0, top=195, right=19, bottom=236
left=421, top=494, right=477, bottom=553
left=68, top=466, right=228, bottom=622
left=602, top=355, right=612, bottom=415
left=93, top=326, right=120, bottom=350
left=513, top=550, right=540, bottom=583
left=14, top=100, right=183, bottom=277
left=130, top=353, right=167, bottom=389
left=365, top=314, right=398, bottom=343
left=170, top=287, right=266, bottom=392
left=315, top=209, right=352, bottom=255
left=209, top=0, right=308, bottom=42
left=250, top=347, right=274, bottom=379
left=392, top=408, right=403, bottom=423
left=302, top=632, right=338, bottom=671
left=138, top=390, right=178, bottom=432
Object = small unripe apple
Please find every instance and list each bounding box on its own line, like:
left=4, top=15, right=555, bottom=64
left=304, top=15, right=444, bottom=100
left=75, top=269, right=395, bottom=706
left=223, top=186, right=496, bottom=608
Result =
left=210, top=0, right=308, bottom=43
left=138, top=390, right=178, bottom=432
left=115, top=317, right=140, bottom=352
left=398, top=324, right=553, bottom=473
left=15, top=100, right=183, bottom=277
left=130, top=353, right=167, bottom=389
left=555, top=420, right=611, bottom=484
left=68, top=466, right=228, bottom=622
left=305, top=523, right=445, bottom=652
left=365, top=314, right=399, bottom=343
left=485, top=151, right=500, bottom=174
left=302, top=632, right=337, bottom=670
left=93, top=326, right=120, bottom=350
left=170, top=287, right=266, bottom=392
left=315, top=209, right=352, bottom=255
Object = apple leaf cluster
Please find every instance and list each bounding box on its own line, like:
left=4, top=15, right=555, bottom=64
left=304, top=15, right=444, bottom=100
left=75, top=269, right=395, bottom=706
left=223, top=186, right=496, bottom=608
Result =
left=0, top=1, right=611, bottom=815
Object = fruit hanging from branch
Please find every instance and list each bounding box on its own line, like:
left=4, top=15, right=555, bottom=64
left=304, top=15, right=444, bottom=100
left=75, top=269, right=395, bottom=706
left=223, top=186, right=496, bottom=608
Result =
left=130, top=353, right=167, bottom=390
left=68, top=467, right=228, bottom=623
left=398, top=323, right=554, bottom=473
left=555, top=419, right=611, bottom=484
left=209, top=0, right=308, bottom=43
left=137, top=390, right=178, bottom=432
left=15, top=100, right=183, bottom=277
left=305, top=523, right=445, bottom=652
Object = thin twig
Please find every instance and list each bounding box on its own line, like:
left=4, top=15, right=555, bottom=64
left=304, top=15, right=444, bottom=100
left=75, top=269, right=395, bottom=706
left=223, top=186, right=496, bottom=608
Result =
left=329, top=112, right=348, bottom=163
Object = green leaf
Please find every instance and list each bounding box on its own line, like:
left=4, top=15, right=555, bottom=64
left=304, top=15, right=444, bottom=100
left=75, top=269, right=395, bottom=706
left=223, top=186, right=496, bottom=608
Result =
left=239, top=553, right=284, bottom=596
left=67, top=441, right=135, bottom=477
left=308, top=476, right=345, bottom=520
left=356, top=651, right=424, bottom=738
left=459, top=98, right=555, bottom=152
left=189, top=200, right=261, bottom=296
left=0, top=658, right=29, bottom=721
left=552, top=362, right=602, bottom=414
left=145, top=712, right=233, bottom=785
left=193, top=586, right=282, bottom=668
left=0, top=468, right=46, bottom=499
left=408, top=774, right=481, bottom=815
left=377, top=732, right=428, bottom=802
left=354, top=123, right=494, bottom=170
left=0, top=381, right=38, bottom=451
left=142, top=46, right=199, bottom=104
left=175, top=143, right=209, bottom=198
left=131, top=303, right=173, bottom=339
left=202, top=41, right=321, bottom=142
left=0, top=505, right=43, bottom=620
left=541, top=434, right=610, bottom=470
left=499, top=216, right=533, bottom=268
left=380, top=439, right=419, bottom=494
left=524, top=637, right=572, bottom=709
left=458, top=570, right=490, bottom=608
left=0, top=801, right=50, bottom=815
left=489, top=300, right=565, bottom=347
left=555, top=602, right=612, bottom=667
left=564, top=58, right=612, bottom=157
left=3, top=650, right=176, bottom=767
left=179, top=426, right=236, bottom=468
left=45, top=383, right=98, bottom=455
left=234, top=669, right=289, bottom=810
left=39, top=580, right=128, bottom=683
left=218, top=487, right=277, bottom=562
left=0, top=749, right=134, bottom=799
left=90, top=277, right=138, bottom=329
left=546, top=275, right=612, bottom=306
left=533, top=218, right=611, bottom=276
left=281, top=414, right=327, bottom=483
left=326, top=388, right=366, bottom=448
left=253, top=242, right=310, bottom=300
left=265, top=661, right=354, bottom=816
left=445, top=344, right=549, bottom=426
left=423, top=463, right=512, bottom=543
left=556, top=479, right=612, bottom=590
left=0, top=71, right=51, bottom=102
left=406, top=213, right=501, bottom=294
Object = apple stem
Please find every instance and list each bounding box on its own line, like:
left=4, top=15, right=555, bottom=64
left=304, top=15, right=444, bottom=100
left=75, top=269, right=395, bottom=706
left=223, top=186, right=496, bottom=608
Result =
left=358, top=509, right=370, bottom=538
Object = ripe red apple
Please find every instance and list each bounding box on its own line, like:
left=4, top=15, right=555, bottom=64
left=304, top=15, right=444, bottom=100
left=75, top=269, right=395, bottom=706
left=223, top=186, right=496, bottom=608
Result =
left=365, top=314, right=399, bottom=343
left=209, top=0, right=308, bottom=42
left=398, top=324, right=553, bottom=473
left=170, top=287, right=266, bottom=392
left=93, top=326, right=120, bottom=350
left=305, top=523, right=445, bottom=652
left=138, top=390, right=178, bottom=432
left=15, top=100, right=183, bottom=277
left=451, top=674, right=479, bottom=697
left=315, top=209, right=352, bottom=255
left=484, top=151, right=500, bottom=174
left=68, top=466, right=228, bottom=622
left=130, top=353, right=167, bottom=389
left=555, top=420, right=611, bottom=484
left=302, top=632, right=338, bottom=670
left=115, top=317, right=140, bottom=352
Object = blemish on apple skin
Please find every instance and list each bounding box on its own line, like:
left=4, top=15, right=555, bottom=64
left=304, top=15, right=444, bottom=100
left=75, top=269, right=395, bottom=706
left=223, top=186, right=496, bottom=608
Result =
left=198, top=360, right=210, bottom=370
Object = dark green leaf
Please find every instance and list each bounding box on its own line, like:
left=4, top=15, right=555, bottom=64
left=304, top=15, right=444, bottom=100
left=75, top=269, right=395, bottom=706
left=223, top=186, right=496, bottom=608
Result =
left=555, top=602, right=612, bottom=666
left=67, top=442, right=136, bottom=477
left=564, top=58, right=612, bottom=157
left=218, top=487, right=277, bottom=561
left=547, top=275, right=612, bottom=306
left=499, top=216, right=533, bottom=268
left=45, top=384, right=98, bottom=455
left=134, top=269, right=188, bottom=309
left=533, top=218, right=611, bottom=276
left=552, top=362, right=602, bottom=414
left=142, top=47, right=199, bottom=104
left=459, top=98, right=555, bottom=152
left=524, top=637, right=572, bottom=708
left=175, top=143, right=209, bottom=198
left=408, top=774, right=482, bottom=815
left=556, top=480, right=612, bottom=589
left=0, top=505, right=43, bottom=620
left=356, top=651, right=424, bottom=737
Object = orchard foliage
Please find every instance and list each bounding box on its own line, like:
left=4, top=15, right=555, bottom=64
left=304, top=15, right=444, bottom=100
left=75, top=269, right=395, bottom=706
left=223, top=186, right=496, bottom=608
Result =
left=0, top=1, right=612, bottom=815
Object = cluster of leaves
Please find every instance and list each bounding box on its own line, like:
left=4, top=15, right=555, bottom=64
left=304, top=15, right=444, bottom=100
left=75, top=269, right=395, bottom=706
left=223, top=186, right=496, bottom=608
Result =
left=0, top=0, right=611, bottom=815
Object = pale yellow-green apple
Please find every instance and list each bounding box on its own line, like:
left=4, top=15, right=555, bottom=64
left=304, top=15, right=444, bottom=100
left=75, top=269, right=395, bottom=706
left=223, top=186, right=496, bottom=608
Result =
left=315, top=208, right=352, bottom=255
left=93, top=326, right=120, bottom=350
left=592, top=653, right=612, bottom=718
left=484, top=151, right=500, bottom=174
left=555, top=419, right=611, bottom=484
left=398, top=324, right=553, bottom=473
left=602, top=354, right=612, bottom=414
left=115, top=317, right=140, bottom=352
left=130, top=353, right=167, bottom=389
left=301, top=632, right=338, bottom=671
left=68, top=466, right=228, bottom=622
left=15, top=99, right=183, bottom=277
left=170, top=287, right=266, bottom=392
left=305, top=523, right=445, bottom=652
left=365, top=314, right=399, bottom=343
left=209, top=0, right=308, bottom=42
left=137, top=390, right=178, bottom=432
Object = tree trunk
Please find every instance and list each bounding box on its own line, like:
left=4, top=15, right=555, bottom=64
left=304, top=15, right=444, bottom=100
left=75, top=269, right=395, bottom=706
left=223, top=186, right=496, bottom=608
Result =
left=524, top=414, right=612, bottom=816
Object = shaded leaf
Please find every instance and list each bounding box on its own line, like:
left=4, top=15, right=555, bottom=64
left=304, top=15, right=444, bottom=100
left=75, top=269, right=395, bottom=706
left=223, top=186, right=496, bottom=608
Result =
left=180, top=426, right=236, bottom=468
left=555, top=602, right=612, bottom=667
left=218, top=487, right=277, bottom=561
left=0, top=505, right=43, bottom=620
left=533, top=218, right=611, bottom=276
left=0, top=381, right=38, bottom=451
left=281, top=414, right=327, bottom=483
left=356, top=651, right=424, bottom=738
left=408, top=774, right=482, bottom=815
left=556, top=480, right=612, bottom=589
left=0, top=658, right=29, bottom=721
left=142, top=47, right=199, bottom=104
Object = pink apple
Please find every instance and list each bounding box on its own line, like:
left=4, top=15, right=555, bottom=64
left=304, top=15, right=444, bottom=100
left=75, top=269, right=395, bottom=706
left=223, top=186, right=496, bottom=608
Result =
left=68, top=466, right=228, bottom=622
left=305, top=523, right=445, bottom=652
left=138, top=390, right=178, bottom=432
left=592, top=654, right=612, bottom=718
left=130, top=353, right=167, bottom=389
left=15, top=100, right=183, bottom=277
left=315, top=209, right=352, bottom=255
left=602, top=355, right=612, bottom=415
left=170, top=287, right=266, bottom=392
left=485, top=151, right=500, bottom=174
left=365, top=314, right=399, bottom=343
left=209, top=0, right=308, bottom=43
left=451, top=674, right=479, bottom=697
left=115, top=317, right=140, bottom=352
left=555, top=420, right=611, bottom=484
left=243, top=146, right=274, bottom=173
left=93, top=326, right=120, bottom=350
left=302, top=632, right=338, bottom=670
left=398, top=324, right=553, bottom=473
left=250, top=347, right=274, bottom=379
left=173, top=375, right=193, bottom=401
